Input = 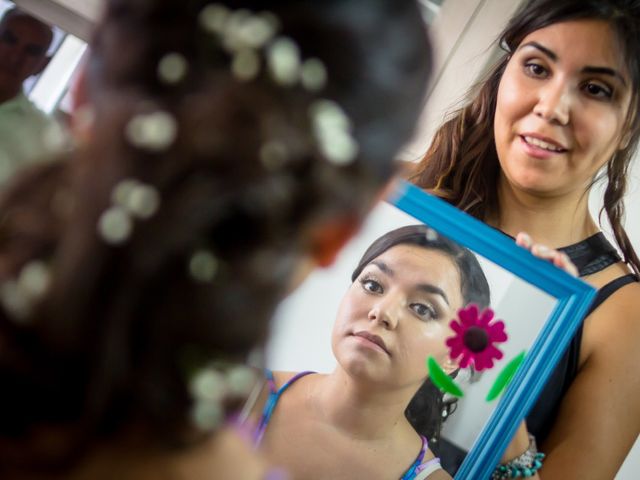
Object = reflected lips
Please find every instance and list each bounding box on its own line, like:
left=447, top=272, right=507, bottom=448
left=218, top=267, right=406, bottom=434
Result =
left=353, top=331, right=389, bottom=355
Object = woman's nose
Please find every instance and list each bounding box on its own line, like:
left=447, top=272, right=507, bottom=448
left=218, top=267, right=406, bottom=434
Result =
left=368, top=299, right=400, bottom=329
left=533, top=80, right=571, bottom=125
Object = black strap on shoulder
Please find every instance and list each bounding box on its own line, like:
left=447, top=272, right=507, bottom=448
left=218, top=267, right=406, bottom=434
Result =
left=587, top=274, right=639, bottom=316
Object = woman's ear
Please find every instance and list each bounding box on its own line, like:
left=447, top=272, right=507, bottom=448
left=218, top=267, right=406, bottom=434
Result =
left=70, top=58, right=89, bottom=114
left=69, top=58, right=94, bottom=143
left=285, top=215, right=360, bottom=295
left=308, top=215, right=361, bottom=268
left=306, top=178, right=398, bottom=268
left=442, top=356, right=458, bottom=376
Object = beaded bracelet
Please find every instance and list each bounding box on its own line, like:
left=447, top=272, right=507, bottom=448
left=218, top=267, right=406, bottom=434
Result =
left=491, top=434, right=545, bottom=479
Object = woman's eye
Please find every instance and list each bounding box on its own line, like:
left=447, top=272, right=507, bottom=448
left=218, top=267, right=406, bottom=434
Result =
left=361, top=279, right=383, bottom=294
left=583, top=82, right=613, bottom=100
left=410, top=303, right=437, bottom=320
left=524, top=62, right=548, bottom=78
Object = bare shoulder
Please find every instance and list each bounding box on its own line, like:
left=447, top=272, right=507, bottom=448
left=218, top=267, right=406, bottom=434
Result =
left=582, top=276, right=640, bottom=360
left=541, top=273, right=640, bottom=477
left=247, top=370, right=318, bottom=423
left=270, top=370, right=302, bottom=386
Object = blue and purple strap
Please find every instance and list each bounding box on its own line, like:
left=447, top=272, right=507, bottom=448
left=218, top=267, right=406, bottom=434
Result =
left=253, top=369, right=316, bottom=447
left=401, top=435, right=442, bottom=480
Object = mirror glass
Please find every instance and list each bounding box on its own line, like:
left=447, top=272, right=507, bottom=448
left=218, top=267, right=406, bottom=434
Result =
left=266, top=199, right=558, bottom=476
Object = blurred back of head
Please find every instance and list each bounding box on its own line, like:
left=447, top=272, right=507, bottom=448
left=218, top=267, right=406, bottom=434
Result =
left=0, top=0, right=432, bottom=472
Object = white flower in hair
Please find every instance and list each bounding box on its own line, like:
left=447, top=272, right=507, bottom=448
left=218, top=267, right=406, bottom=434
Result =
left=100, top=179, right=161, bottom=246
left=310, top=100, right=359, bottom=165
left=98, top=206, right=133, bottom=245
left=311, top=99, right=352, bottom=133
left=232, top=48, right=261, bottom=81
left=18, top=261, right=51, bottom=300
left=301, top=58, right=327, bottom=92
left=0, top=281, right=30, bottom=321
left=112, top=179, right=140, bottom=207
left=191, top=400, right=224, bottom=431
left=190, top=368, right=228, bottom=402
left=189, top=250, right=219, bottom=283
left=233, top=15, right=277, bottom=49
left=321, top=133, right=359, bottom=166
left=199, top=3, right=230, bottom=35
left=258, top=11, right=281, bottom=34
left=425, top=228, right=438, bottom=241
left=221, top=9, right=253, bottom=52
left=158, top=52, right=189, bottom=85
left=0, top=260, right=52, bottom=322
left=226, top=365, right=257, bottom=396
left=267, top=37, right=301, bottom=86
left=126, top=184, right=161, bottom=219
left=125, top=111, right=178, bottom=152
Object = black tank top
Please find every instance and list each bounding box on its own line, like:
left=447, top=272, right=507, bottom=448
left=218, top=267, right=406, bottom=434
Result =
left=526, top=232, right=639, bottom=442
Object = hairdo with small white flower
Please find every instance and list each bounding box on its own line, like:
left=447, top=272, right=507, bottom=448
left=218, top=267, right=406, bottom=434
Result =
left=0, top=0, right=432, bottom=467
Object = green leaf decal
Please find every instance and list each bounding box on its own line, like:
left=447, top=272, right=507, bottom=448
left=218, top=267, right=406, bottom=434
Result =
left=486, top=350, right=526, bottom=402
left=426, top=356, right=464, bottom=398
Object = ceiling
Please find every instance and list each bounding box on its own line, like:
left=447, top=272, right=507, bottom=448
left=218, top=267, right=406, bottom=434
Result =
left=14, top=0, right=101, bottom=41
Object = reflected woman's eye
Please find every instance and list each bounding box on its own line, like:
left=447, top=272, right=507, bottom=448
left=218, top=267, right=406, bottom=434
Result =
left=359, top=277, right=383, bottom=294
left=410, top=302, right=438, bottom=320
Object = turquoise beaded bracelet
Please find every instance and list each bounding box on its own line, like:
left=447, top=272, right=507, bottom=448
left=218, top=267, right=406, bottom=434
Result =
left=491, top=452, right=545, bottom=479
left=491, top=434, right=545, bottom=479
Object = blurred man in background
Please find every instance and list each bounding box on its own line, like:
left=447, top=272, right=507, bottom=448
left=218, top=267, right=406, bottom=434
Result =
left=0, top=7, right=61, bottom=186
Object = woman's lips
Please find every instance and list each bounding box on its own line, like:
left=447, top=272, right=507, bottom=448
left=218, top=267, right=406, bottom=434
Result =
left=352, top=331, right=390, bottom=355
left=519, top=135, right=567, bottom=159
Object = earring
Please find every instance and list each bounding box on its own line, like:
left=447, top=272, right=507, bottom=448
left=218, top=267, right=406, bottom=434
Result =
left=443, top=357, right=457, bottom=373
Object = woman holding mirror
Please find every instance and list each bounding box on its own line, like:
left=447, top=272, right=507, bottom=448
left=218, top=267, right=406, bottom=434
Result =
left=0, top=0, right=433, bottom=478
left=252, top=225, right=492, bottom=479
left=411, top=0, right=640, bottom=477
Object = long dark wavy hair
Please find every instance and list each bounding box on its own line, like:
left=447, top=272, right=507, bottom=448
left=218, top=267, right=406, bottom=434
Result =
left=350, top=225, right=491, bottom=443
left=0, top=0, right=432, bottom=474
left=410, top=0, right=640, bottom=276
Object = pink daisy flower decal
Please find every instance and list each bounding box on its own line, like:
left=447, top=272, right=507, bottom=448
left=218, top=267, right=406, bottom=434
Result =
left=446, top=304, right=508, bottom=371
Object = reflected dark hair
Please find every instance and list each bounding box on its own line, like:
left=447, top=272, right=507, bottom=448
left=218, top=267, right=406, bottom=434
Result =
left=351, top=225, right=490, bottom=442
left=410, top=0, right=640, bottom=276
left=0, top=0, right=432, bottom=473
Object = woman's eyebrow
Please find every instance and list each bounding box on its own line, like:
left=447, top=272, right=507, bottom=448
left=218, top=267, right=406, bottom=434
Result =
left=370, top=260, right=394, bottom=276
left=519, top=41, right=558, bottom=61
left=416, top=283, right=450, bottom=306
left=370, top=260, right=450, bottom=306
left=518, top=41, right=627, bottom=86
left=582, top=66, right=627, bottom=87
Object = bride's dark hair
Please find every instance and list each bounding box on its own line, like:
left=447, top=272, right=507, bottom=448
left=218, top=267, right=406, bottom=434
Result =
left=0, top=0, right=432, bottom=473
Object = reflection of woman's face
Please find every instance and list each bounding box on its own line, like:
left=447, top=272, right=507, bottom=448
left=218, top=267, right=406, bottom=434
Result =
left=331, top=244, right=464, bottom=389
left=494, top=19, right=632, bottom=197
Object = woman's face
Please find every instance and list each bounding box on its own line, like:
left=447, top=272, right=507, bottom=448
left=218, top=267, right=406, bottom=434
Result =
left=494, top=19, right=632, bottom=198
left=331, top=244, right=464, bottom=390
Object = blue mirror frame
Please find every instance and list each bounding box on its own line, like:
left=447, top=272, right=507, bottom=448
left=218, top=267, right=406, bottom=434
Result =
left=389, top=181, right=596, bottom=480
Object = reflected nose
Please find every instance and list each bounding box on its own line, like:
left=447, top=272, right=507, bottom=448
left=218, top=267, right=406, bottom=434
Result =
left=367, top=297, right=400, bottom=329
left=533, top=80, right=571, bottom=125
